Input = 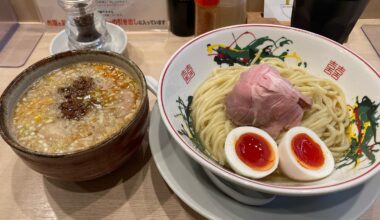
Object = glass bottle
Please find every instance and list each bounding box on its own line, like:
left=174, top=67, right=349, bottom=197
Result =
left=58, top=0, right=110, bottom=50
left=291, top=0, right=369, bottom=44
left=168, top=0, right=195, bottom=36
left=195, top=0, right=220, bottom=36
left=216, top=0, right=246, bottom=28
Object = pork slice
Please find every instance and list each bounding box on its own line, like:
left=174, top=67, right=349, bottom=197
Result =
left=225, top=64, right=313, bottom=138
left=115, top=89, right=135, bottom=118
left=38, top=120, right=71, bottom=140
left=225, top=81, right=255, bottom=125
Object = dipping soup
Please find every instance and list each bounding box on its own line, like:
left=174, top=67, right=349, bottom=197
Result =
left=12, top=62, right=141, bottom=154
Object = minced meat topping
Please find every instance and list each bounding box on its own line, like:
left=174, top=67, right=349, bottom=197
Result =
left=58, top=76, right=98, bottom=120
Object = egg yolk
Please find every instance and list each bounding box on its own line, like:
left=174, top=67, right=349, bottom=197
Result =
left=235, top=133, right=274, bottom=171
left=291, top=133, right=324, bottom=170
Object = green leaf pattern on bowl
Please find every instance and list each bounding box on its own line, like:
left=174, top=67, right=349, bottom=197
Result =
left=337, top=96, right=380, bottom=169
left=207, top=32, right=307, bottom=67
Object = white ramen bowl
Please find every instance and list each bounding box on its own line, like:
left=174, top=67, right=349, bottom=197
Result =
left=156, top=24, right=380, bottom=196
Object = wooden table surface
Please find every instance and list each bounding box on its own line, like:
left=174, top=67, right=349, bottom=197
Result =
left=0, top=19, right=379, bottom=220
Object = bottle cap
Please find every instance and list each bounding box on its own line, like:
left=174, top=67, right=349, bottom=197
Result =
left=195, top=0, right=220, bottom=7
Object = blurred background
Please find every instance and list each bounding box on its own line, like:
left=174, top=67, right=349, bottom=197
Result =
left=9, top=0, right=380, bottom=23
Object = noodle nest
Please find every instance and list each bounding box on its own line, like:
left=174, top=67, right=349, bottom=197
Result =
left=191, top=58, right=350, bottom=165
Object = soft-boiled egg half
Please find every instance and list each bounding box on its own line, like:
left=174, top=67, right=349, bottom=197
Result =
left=225, top=127, right=279, bottom=179
left=279, top=127, right=335, bottom=181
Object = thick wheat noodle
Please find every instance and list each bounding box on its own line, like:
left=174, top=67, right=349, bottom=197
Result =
left=191, top=58, right=350, bottom=164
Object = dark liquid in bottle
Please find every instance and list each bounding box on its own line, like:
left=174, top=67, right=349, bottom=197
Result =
left=168, top=0, right=195, bottom=37
left=291, top=0, right=369, bottom=43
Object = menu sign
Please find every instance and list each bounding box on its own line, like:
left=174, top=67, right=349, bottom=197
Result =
left=264, top=0, right=294, bottom=21
left=34, top=0, right=168, bottom=30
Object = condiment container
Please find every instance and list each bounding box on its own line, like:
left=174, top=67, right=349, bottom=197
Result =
left=168, top=0, right=195, bottom=36
left=58, top=0, right=110, bottom=50
left=216, top=0, right=246, bottom=28
left=195, top=0, right=220, bottom=36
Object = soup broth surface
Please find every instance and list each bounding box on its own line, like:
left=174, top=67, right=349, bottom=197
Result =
left=12, top=62, right=141, bottom=154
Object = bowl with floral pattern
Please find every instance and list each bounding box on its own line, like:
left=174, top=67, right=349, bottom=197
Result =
left=152, top=24, right=380, bottom=196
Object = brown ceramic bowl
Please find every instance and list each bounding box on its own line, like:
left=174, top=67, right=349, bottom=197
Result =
left=0, top=50, right=149, bottom=181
